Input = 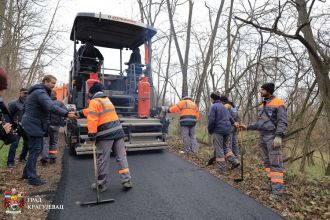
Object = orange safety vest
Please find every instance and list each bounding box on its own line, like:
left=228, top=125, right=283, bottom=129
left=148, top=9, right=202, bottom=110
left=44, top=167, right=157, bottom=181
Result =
left=82, top=96, right=121, bottom=135
left=169, top=100, right=200, bottom=126
left=262, top=97, right=286, bottom=108
left=169, top=100, right=200, bottom=118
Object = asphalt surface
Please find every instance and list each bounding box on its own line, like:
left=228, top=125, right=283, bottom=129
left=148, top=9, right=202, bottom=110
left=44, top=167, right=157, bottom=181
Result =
left=48, top=149, right=283, bottom=220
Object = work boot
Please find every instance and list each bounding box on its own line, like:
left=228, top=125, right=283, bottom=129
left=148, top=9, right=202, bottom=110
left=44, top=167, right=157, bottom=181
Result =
left=261, top=181, right=272, bottom=191
left=22, top=175, right=40, bottom=180
left=7, top=164, right=15, bottom=169
left=19, top=158, right=27, bottom=163
left=49, top=158, right=56, bottom=164
left=40, top=158, right=48, bottom=166
left=91, top=183, right=108, bottom=192
left=122, top=180, right=133, bottom=190
left=217, top=162, right=226, bottom=172
left=227, top=156, right=240, bottom=170
left=230, top=159, right=240, bottom=170
left=28, top=178, right=47, bottom=186
left=269, top=193, right=282, bottom=201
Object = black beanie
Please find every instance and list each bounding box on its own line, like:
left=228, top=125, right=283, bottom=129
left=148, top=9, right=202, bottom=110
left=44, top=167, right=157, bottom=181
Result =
left=219, top=96, right=229, bottom=103
left=89, top=82, right=104, bottom=95
left=261, top=83, right=275, bottom=95
left=20, top=88, right=28, bottom=93
left=210, top=91, right=221, bottom=100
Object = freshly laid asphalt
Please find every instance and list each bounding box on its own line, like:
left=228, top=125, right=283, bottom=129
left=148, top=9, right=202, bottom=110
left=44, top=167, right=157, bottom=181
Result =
left=47, top=149, right=283, bottom=220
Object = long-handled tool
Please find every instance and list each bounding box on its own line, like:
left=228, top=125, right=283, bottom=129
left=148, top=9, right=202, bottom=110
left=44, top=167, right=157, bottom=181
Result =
left=234, top=130, right=244, bottom=183
left=80, top=141, right=114, bottom=206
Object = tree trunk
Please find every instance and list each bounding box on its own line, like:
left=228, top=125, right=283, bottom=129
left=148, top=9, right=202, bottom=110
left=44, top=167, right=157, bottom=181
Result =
left=1, top=0, right=13, bottom=70
left=166, top=0, right=193, bottom=98
left=325, top=123, right=330, bottom=176
left=296, top=0, right=330, bottom=127
left=162, top=31, right=172, bottom=106
left=224, top=0, right=234, bottom=96
left=300, top=102, right=323, bottom=173
left=0, top=0, right=8, bottom=40
left=195, top=0, right=226, bottom=105
left=326, top=163, right=330, bottom=176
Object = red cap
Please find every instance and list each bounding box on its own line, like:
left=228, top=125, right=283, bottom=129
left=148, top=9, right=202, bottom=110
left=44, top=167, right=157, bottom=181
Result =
left=0, top=68, right=8, bottom=90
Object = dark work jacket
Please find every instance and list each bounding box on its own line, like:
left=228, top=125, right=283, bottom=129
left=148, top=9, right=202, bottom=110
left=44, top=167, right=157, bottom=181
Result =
left=50, top=100, right=67, bottom=127
left=78, top=45, right=104, bottom=64
left=230, top=107, right=240, bottom=132
left=247, top=96, right=287, bottom=137
left=8, top=97, right=25, bottom=123
left=128, top=51, right=141, bottom=66
left=208, top=100, right=231, bottom=135
left=21, top=84, right=68, bottom=137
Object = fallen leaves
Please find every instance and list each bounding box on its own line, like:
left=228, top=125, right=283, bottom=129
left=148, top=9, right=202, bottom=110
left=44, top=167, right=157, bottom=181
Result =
left=0, top=134, right=65, bottom=220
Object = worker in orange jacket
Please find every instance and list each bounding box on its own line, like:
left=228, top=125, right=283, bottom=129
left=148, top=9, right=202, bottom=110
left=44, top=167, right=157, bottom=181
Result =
left=168, top=96, right=200, bottom=154
left=78, top=82, right=133, bottom=192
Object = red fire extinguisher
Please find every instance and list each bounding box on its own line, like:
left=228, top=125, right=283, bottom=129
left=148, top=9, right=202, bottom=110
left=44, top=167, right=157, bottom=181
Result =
left=138, top=75, right=150, bottom=118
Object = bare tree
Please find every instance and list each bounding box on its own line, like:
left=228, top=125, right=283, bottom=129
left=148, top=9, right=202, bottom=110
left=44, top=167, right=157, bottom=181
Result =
left=166, top=0, right=193, bottom=98
left=224, top=0, right=235, bottom=96
left=235, top=0, right=330, bottom=127
left=1, top=0, right=65, bottom=98
left=195, top=0, right=226, bottom=105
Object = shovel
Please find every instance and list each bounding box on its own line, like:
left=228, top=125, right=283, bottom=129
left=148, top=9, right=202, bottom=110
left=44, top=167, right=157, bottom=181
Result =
left=234, top=131, right=245, bottom=183
left=80, top=141, right=114, bottom=206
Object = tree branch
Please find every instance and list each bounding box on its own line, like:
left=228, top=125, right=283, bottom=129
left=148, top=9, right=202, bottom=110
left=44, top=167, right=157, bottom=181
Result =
left=307, top=0, right=316, bottom=18
left=295, top=20, right=310, bottom=36
left=234, top=16, right=322, bottom=63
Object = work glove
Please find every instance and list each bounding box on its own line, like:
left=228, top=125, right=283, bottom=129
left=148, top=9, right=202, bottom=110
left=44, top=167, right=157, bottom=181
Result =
left=162, top=106, right=170, bottom=113
left=273, top=136, right=282, bottom=148
left=77, top=110, right=85, bottom=118
left=88, top=133, right=97, bottom=141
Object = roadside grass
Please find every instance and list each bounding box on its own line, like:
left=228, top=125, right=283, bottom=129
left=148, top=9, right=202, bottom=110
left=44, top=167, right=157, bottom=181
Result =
left=287, top=152, right=327, bottom=179
left=168, top=117, right=178, bottom=136
left=168, top=115, right=327, bottom=178
left=0, top=139, right=23, bottom=168
left=168, top=116, right=211, bottom=145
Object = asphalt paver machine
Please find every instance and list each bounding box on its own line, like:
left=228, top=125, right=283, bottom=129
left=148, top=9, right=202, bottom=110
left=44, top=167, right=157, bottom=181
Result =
left=66, top=13, right=168, bottom=155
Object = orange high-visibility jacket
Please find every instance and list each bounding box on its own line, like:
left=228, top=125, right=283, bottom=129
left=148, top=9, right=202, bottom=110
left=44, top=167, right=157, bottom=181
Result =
left=82, top=93, right=124, bottom=140
left=169, top=99, right=200, bottom=126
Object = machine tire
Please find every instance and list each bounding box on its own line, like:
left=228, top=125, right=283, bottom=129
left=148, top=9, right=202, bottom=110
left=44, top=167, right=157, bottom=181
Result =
left=66, top=129, right=76, bottom=156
